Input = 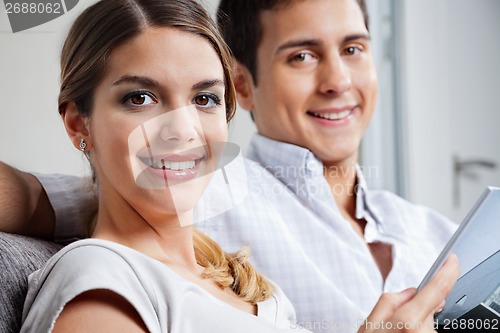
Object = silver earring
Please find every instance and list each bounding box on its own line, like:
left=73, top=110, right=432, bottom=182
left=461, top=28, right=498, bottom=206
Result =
left=79, top=138, right=87, bottom=152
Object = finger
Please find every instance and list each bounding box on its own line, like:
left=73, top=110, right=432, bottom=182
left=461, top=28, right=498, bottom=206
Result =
left=401, top=254, right=460, bottom=322
left=435, top=300, right=446, bottom=313
left=360, top=288, right=417, bottom=332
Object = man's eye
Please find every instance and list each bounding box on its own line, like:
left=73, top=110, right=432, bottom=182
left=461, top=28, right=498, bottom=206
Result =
left=292, top=52, right=315, bottom=62
left=194, top=93, right=221, bottom=108
left=343, top=46, right=362, bottom=56
left=123, top=92, right=157, bottom=106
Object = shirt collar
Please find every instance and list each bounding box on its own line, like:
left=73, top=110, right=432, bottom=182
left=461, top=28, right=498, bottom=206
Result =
left=247, top=134, right=382, bottom=233
left=247, top=134, right=323, bottom=181
left=355, top=165, right=387, bottom=236
left=247, top=134, right=374, bottom=218
left=354, top=164, right=369, bottom=220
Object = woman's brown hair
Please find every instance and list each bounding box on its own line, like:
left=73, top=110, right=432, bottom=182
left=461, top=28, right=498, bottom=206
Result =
left=60, top=0, right=271, bottom=303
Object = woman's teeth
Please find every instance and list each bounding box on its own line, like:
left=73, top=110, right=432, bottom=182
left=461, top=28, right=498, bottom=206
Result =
left=148, top=159, right=196, bottom=170
left=310, top=110, right=351, bottom=120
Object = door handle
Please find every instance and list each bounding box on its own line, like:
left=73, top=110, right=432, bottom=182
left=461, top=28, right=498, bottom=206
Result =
left=453, top=155, right=497, bottom=207
left=454, top=158, right=497, bottom=172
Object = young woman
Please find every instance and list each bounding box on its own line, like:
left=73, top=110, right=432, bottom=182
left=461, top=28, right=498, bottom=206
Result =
left=20, top=0, right=458, bottom=332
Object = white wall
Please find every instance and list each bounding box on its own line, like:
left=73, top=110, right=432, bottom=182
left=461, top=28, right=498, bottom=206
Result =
left=0, top=1, right=103, bottom=176
left=401, top=0, right=454, bottom=215
left=401, top=0, right=500, bottom=221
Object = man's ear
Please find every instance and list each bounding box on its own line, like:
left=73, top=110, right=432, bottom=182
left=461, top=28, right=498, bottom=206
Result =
left=61, top=102, right=93, bottom=151
left=233, top=61, right=255, bottom=112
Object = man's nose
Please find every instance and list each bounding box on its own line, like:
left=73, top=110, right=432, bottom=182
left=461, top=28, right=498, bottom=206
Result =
left=318, top=54, right=352, bottom=95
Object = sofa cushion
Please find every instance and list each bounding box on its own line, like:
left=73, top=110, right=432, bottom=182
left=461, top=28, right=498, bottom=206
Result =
left=0, top=232, right=62, bottom=333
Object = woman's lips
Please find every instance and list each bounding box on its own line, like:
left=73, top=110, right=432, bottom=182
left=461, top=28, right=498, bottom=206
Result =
left=138, top=154, right=205, bottom=184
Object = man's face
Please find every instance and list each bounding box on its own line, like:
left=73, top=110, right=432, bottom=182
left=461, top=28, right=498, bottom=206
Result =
left=245, top=0, right=377, bottom=166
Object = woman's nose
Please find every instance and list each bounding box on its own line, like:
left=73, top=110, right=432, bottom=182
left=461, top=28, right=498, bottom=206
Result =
left=159, top=108, right=199, bottom=143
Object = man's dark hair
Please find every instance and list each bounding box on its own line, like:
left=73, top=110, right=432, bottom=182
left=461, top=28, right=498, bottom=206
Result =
left=217, top=0, right=369, bottom=85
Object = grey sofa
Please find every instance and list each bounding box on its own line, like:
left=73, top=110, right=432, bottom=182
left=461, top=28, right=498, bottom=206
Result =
left=0, top=232, right=62, bottom=333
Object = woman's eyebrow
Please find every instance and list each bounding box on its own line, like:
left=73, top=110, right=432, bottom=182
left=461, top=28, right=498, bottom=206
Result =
left=113, top=75, right=160, bottom=88
left=112, top=76, right=223, bottom=91
left=192, top=79, right=225, bottom=91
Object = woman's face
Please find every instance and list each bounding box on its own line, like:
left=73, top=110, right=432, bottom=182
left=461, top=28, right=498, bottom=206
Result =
left=86, top=27, right=228, bottom=222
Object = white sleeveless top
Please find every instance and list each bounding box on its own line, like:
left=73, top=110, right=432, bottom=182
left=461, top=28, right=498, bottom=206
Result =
left=20, top=239, right=310, bottom=333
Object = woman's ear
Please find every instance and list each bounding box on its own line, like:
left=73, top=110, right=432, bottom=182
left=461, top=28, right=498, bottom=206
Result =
left=61, top=102, right=93, bottom=152
left=233, top=61, right=255, bottom=112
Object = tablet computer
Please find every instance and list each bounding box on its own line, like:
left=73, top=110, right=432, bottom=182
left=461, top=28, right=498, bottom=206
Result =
left=417, top=186, right=500, bottom=324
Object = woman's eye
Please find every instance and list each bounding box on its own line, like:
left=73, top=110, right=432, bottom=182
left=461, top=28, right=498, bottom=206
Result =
left=194, top=94, right=221, bottom=108
left=123, top=92, right=157, bottom=106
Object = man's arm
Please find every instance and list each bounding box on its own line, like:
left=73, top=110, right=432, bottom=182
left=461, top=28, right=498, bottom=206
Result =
left=0, top=161, right=55, bottom=239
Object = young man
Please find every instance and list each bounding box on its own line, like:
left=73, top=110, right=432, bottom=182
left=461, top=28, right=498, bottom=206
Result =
left=209, top=0, right=456, bottom=329
left=1, top=0, right=456, bottom=332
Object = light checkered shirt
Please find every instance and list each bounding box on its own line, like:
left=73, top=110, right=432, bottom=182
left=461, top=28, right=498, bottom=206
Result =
left=39, top=134, right=456, bottom=333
